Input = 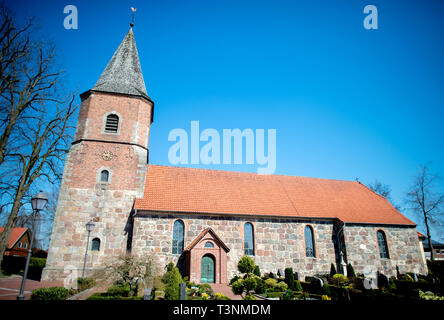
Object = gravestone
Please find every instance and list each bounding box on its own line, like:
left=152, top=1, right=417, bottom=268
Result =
left=377, top=272, right=389, bottom=288
left=180, top=282, right=186, bottom=300
left=277, top=269, right=284, bottom=278
left=143, top=288, right=152, bottom=300
left=293, top=272, right=299, bottom=281
left=413, top=274, right=418, bottom=282
left=311, top=276, right=324, bottom=290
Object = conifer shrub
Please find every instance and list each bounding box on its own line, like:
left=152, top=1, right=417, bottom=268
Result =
left=347, top=263, right=356, bottom=278
left=231, top=279, right=244, bottom=295
left=284, top=267, right=294, bottom=289
left=163, top=265, right=183, bottom=300
left=254, top=265, right=261, bottom=277
left=330, top=263, right=337, bottom=277
left=237, top=255, right=255, bottom=274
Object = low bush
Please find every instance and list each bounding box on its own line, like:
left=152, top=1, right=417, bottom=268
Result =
left=243, top=293, right=256, bottom=300
left=255, top=278, right=266, bottom=294
left=29, top=257, right=46, bottom=268
left=107, top=284, right=130, bottom=297
left=77, top=277, right=96, bottom=292
left=266, top=291, right=283, bottom=299
left=86, top=293, right=143, bottom=300
left=293, top=280, right=303, bottom=292
left=229, top=275, right=241, bottom=285
left=31, top=287, right=69, bottom=300
left=231, top=279, right=244, bottom=295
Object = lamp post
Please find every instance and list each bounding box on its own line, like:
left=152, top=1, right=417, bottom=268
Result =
left=82, top=220, right=95, bottom=278
left=17, top=191, right=48, bottom=300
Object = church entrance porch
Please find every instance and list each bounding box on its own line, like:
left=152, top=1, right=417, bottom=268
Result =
left=184, top=228, right=230, bottom=284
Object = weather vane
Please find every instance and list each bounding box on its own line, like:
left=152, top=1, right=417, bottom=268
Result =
left=130, top=7, right=137, bottom=27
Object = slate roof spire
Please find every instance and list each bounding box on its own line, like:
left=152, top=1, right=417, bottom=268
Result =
left=92, top=27, right=149, bottom=99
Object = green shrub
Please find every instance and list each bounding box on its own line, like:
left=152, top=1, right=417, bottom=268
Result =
left=294, top=280, right=303, bottom=292
left=164, top=266, right=183, bottom=300
left=31, top=287, right=69, bottom=300
left=284, top=268, right=294, bottom=289
left=243, top=293, right=256, bottom=300
left=244, top=275, right=257, bottom=293
left=237, top=256, right=255, bottom=274
left=330, top=263, right=337, bottom=277
left=346, top=263, right=356, bottom=278
left=253, top=265, right=261, bottom=277
left=322, top=284, right=332, bottom=296
left=265, top=278, right=278, bottom=289
left=214, top=292, right=231, bottom=300
left=231, top=279, right=244, bottom=295
left=266, top=291, right=283, bottom=299
left=283, top=289, right=294, bottom=300
left=29, top=257, right=46, bottom=268
left=198, top=283, right=213, bottom=296
left=86, top=293, right=143, bottom=300
left=107, top=284, right=130, bottom=297
left=276, top=281, right=288, bottom=292
left=255, top=278, right=266, bottom=294
left=229, top=275, right=241, bottom=285
left=77, top=277, right=96, bottom=292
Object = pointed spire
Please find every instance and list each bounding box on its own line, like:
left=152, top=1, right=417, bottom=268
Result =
left=92, top=28, right=148, bottom=99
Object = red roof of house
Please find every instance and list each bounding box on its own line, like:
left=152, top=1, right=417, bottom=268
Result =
left=134, top=165, right=415, bottom=226
left=0, top=227, right=28, bottom=249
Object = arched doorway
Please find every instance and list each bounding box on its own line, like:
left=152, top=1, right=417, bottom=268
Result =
left=201, top=254, right=215, bottom=283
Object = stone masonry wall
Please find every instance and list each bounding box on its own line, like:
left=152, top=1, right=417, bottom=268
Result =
left=344, top=224, right=427, bottom=277
left=132, top=213, right=336, bottom=281
left=132, top=213, right=427, bottom=283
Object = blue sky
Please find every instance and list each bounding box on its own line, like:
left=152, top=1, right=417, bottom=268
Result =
left=10, top=0, right=443, bottom=240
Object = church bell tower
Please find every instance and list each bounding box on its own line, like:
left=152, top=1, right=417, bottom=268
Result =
left=42, top=26, right=154, bottom=281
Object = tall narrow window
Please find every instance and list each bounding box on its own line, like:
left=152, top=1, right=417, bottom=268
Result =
left=172, top=220, right=184, bottom=254
left=100, top=170, right=109, bottom=182
left=91, top=238, right=101, bottom=251
left=105, top=114, right=119, bottom=133
left=244, top=222, right=254, bottom=256
left=377, top=230, right=390, bottom=259
left=305, top=225, right=316, bottom=258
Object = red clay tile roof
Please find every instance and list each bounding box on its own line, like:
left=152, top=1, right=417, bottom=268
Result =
left=134, top=165, right=415, bottom=226
left=0, top=227, right=28, bottom=249
left=417, top=232, right=426, bottom=240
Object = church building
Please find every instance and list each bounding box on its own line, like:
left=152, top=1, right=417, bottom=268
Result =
left=42, top=26, right=427, bottom=284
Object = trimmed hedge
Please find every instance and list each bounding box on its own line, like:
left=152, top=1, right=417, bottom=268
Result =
left=31, top=287, right=69, bottom=300
left=77, top=277, right=96, bottom=292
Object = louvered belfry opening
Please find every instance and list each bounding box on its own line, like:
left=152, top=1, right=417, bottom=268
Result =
left=105, top=114, right=119, bottom=133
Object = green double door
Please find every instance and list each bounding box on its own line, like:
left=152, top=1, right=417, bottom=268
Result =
left=201, top=255, right=215, bottom=283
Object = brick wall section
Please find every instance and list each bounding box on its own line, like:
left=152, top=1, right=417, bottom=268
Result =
left=42, top=91, right=152, bottom=281
left=132, top=213, right=427, bottom=283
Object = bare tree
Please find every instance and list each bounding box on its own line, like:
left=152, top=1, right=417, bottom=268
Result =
left=0, top=6, right=63, bottom=165
left=405, top=165, right=444, bottom=261
left=0, top=5, right=78, bottom=266
left=367, top=180, right=401, bottom=210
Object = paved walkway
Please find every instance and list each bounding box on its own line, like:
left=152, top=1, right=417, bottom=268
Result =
left=210, top=283, right=243, bottom=300
left=0, top=275, right=63, bottom=300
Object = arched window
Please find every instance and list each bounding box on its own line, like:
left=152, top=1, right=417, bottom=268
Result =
left=172, top=220, right=184, bottom=254
left=204, top=241, right=214, bottom=248
left=377, top=230, right=390, bottom=259
left=91, top=238, right=101, bottom=251
left=104, top=114, right=119, bottom=133
left=244, top=222, right=254, bottom=256
left=100, top=170, right=109, bottom=182
left=305, top=225, right=316, bottom=258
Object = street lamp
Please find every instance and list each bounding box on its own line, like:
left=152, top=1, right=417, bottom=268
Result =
left=17, top=191, right=48, bottom=300
left=82, top=220, right=95, bottom=278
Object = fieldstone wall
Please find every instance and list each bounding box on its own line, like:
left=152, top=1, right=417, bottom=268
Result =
left=132, top=213, right=427, bottom=283
left=132, top=213, right=337, bottom=281
left=344, top=224, right=427, bottom=277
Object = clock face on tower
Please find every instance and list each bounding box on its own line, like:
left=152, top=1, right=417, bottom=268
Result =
left=101, top=150, right=114, bottom=161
